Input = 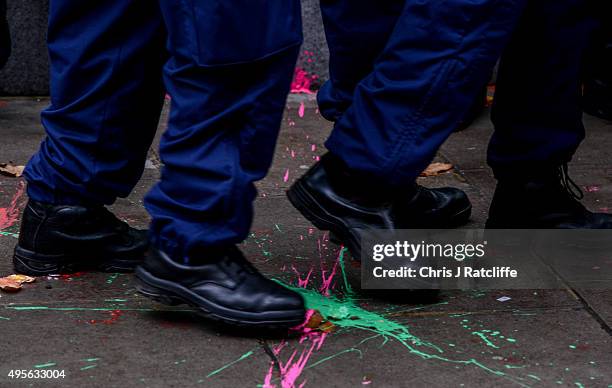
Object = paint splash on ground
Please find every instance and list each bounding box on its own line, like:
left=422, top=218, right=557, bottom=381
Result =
left=274, top=280, right=529, bottom=387
left=260, top=242, right=530, bottom=388
left=0, top=180, right=26, bottom=231
left=262, top=247, right=345, bottom=387
left=85, top=309, right=123, bottom=325
left=290, top=67, right=317, bottom=95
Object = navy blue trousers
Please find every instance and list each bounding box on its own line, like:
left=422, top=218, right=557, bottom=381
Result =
left=318, top=0, right=596, bottom=184
left=24, top=0, right=302, bottom=260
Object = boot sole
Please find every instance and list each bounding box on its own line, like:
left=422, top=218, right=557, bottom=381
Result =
left=13, top=245, right=143, bottom=276
left=287, top=179, right=472, bottom=260
left=135, top=267, right=305, bottom=330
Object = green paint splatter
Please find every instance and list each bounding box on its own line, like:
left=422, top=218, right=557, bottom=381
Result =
left=0, top=231, right=19, bottom=238
left=504, top=365, right=525, bottom=369
left=337, top=248, right=353, bottom=296
left=207, top=350, right=255, bottom=378
left=105, top=299, right=127, bottom=303
left=35, top=363, right=57, bottom=369
left=527, top=374, right=541, bottom=381
left=277, top=281, right=529, bottom=387
left=569, top=344, right=576, bottom=349
left=81, top=358, right=100, bottom=362
left=472, top=332, right=499, bottom=349
left=0, top=316, right=10, bottom=320
left=449, top=313, right=472, bottom=318
left=80, top=365, right=97, bottom=371
left=304, top=336, right=372, bottom=371
left=106, top=273, right=119, bottom=284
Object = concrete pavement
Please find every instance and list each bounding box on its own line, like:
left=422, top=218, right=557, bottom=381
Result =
left=0, top=96, right=611, bottom=387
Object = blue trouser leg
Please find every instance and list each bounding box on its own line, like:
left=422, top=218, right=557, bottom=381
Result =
left=317, top=0, right=404, bottom=122
left=24, top=0, right=302, bottom=260
left=24, top=0, right=167, bottom=205
left=323, top=0, right=526, bottom=187
left=145, top=0, right=302, bottom=260
left=488, top=0, right=598, bottom=177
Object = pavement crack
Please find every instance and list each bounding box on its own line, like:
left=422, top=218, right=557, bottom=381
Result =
left=259, top=339, right=281, bottom=377
left=571, top=287, right=612, bottom=337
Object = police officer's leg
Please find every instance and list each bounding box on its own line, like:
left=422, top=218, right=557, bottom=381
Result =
left=317, top=0, right=404, bottom=122
left=325, top=0, right=524, bottom=185
left=288, top=0, right=525, bottom=259
left=487, top=0, right=612, bottom=228
left=15, top=0, right=167, bottom=276
left=135, top=0, right=306, bottom=328
left=317, top=0, right=487, bottom=130
left=25, top=0, right=166, bottom=206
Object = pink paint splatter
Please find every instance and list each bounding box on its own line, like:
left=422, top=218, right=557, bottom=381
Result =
left=283, top=169, right=290, bottom=183
left=298, top=102, right=305, bottom=118
left=262, top=244, right=348, bottom=387
left=319, top=248, right=343, bottom=296
left=0, top=180, right=26, bottom=231
left=263, top=332, right=327, bottom=388
left=85, top=310, right=123, bottom=325
left=584, top=185, right=600, bottom=193
left=290, top=68, right=317, bottom=95
left=310, top=144, right=316, bottom=152
left=292, top=265, right=313, bottom=289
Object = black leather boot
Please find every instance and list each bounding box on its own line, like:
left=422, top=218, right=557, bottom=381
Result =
left=135, top=247, right=306, bottom=329
left=486, top=165, right=612, bottom=228
left=287, top=154, right=472, bottom=260
left=13, top=200, right=148, bottom=275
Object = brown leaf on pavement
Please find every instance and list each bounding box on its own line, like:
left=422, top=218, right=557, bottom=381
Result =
left=302, top=310, right=336, bottom=333
left=0, top=274, right=36, bottom=292
left=319, top=321, right=337, bottom=333
left=0, top=162, right=25, bottom=177
left=419, top=162, right=454, bottom=177
left=305, top=310, right=324, bottom=329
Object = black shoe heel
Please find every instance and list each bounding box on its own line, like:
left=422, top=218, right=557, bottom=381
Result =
left=13, top=246, right=66, bottom=276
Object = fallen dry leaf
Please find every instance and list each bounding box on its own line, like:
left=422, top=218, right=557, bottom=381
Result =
left=420, top=162, right=454, bottom=177
left=0, top=162, right=25, bottom=177
left=305, top=310, right=324, bottom=329
left=319, top=321, right=336, bottom=333
left=0, top=274, right=36, bottom=292
left=5, top=274, right=35, bottom=283
left=299, top=310, right=336, bottom=333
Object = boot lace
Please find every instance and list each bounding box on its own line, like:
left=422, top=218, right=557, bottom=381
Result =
left=557, top=164, right=584, bottom=201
